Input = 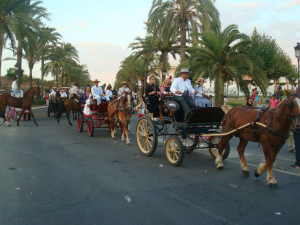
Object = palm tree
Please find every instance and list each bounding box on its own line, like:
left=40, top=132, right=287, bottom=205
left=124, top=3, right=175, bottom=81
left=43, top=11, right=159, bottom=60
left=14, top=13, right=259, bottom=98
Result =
left=189, top=22, right=267, bottom=106
left=148, top=0, right=219, bottom=62
left=13, top=0, right=48, bottom=87
left=148, top=16, right=180, bottom=81
left=39, top=26, right=61, bottom=94
left=129, top=35, right=156, bottom=94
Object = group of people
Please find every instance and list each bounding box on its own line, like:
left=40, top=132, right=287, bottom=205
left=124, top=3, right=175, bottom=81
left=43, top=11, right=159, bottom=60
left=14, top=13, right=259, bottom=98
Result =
left=145, top=68, right=212, bottom=118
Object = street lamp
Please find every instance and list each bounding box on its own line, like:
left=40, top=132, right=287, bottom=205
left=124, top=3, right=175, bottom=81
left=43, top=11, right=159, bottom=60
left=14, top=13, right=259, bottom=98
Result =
left=294, top=43, right=300, bottom=88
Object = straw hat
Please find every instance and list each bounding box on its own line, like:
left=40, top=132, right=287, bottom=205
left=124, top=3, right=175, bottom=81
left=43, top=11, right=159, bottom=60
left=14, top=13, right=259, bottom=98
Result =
left=93, top=79, right=100, bottom=83
left=149, top=73, right=155, bottom=78
left=122, top=81, right=127, bottom=85
left=180, top=68, right=191, bottom=74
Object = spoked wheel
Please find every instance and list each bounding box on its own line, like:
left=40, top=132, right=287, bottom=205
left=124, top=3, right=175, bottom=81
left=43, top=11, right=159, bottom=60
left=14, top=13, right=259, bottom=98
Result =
left=181, top=135, right=197, bottom=153
left=87, top=118, right=94, bottom=137
left=208, top=135, right=230, bottom=160
left=77, top=114, right=84, bottom=132
left=136, top=116, right=158, bottom=156
left=165, top=135, right=184, bottom=166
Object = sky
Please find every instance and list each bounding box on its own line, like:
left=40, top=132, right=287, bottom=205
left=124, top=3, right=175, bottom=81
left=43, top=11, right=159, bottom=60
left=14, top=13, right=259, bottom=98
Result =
left=2, top=0, right=300, bottom=85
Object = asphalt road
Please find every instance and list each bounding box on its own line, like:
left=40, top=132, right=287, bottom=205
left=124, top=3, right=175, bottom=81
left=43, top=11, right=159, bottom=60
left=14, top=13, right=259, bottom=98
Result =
left=0, top=108, right=299, bottom=225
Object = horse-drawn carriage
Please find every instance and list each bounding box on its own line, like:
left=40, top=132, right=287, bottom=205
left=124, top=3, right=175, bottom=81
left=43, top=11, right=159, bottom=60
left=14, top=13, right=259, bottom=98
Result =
left=136, top=101, right=230, bottom=166
left=77, top=100, right=111, bottom=136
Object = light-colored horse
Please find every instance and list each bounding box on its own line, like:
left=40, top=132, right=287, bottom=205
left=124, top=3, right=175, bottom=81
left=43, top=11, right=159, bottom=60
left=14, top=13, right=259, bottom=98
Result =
left=107, top=91, right=133, bottom=144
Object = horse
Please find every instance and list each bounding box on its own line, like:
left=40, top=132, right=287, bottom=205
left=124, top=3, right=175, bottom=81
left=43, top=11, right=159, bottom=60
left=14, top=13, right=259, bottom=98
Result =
left=215, top=90, right=300, bottom=187
left=107, top=91, right=133, bottom=144
left=56, top=98, right=83, bottom=126
left=0, top=86, right=41, bottom=126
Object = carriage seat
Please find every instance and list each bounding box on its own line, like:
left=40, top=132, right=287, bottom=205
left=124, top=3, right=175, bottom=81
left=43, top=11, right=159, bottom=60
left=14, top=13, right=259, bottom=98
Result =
left=185, top=107, right=224, bottom=124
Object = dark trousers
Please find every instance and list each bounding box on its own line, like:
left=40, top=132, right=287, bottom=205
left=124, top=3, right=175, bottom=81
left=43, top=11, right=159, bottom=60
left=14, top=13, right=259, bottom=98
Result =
left=293, top=129, right=300, bottom=166
left=174, top=95, right=195, bottom=114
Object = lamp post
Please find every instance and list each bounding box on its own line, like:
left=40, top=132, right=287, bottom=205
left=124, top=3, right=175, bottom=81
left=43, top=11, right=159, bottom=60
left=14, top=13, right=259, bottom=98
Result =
left=294, top=43, right=300, bottom=89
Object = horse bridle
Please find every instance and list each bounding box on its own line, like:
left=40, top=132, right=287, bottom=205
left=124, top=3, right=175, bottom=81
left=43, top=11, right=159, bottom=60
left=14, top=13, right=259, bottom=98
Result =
left=285, top=92, right=300, bottom=121
left=118, top=92, right=133, bottom=113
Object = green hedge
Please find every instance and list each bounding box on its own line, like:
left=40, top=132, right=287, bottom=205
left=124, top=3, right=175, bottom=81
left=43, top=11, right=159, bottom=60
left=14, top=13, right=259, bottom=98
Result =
left=33, top=98, right=45, bottom=105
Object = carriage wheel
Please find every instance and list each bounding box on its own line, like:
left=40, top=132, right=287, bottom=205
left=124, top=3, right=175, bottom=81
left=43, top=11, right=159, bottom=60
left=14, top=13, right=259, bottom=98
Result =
left=181, top=136, right=197, bottom=153
left=208, top=135, right=230, bottom=160
left=165, top=136, right=185, bottom=166
left=77, top=115, right=84, bottom=132
left=136, top=116, right=158, bottom=156
left=87, top=118, right=94, bottom=137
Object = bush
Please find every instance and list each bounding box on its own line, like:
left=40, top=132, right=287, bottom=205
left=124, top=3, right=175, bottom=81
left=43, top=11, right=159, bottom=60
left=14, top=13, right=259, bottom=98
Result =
left=33, top=98, right=45, bottom=105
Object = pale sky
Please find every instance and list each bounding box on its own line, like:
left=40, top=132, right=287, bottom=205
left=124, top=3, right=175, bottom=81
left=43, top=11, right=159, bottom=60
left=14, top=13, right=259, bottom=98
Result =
left=2, top=0, right=300, bottom=85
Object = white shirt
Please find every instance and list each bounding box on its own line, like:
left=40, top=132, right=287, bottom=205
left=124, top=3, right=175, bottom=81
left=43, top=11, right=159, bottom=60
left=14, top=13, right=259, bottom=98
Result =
left=91, top=85, right=103, bottom=96
left=118, top=87, right=130, bottom=95
left=170, top=77, right=195, bottom=96
left=60, top=92, right=67, bottom=98
left=194, top=85, right=203, bottom=97
left=49, top=90, right=57, bottom=97
left=11, top=80, right=18, bottom=91
left=69, top=86, right=79, bottom=95
left=105, top=90, right=112, bottom=101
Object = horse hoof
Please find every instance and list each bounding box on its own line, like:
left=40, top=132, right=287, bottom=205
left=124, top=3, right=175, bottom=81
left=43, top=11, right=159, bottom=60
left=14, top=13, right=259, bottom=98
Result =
left=35, top=123, right=39, bottom=126
left=126, top=143, right=131, bottom=146
left=121, top=140, right=125, bottom=143
left=242, top=170, right=250, bottom=177
left=254, top=170, right=260, bottom=177
left=69, top=123, right=73, bottom=126
left=17, top=124, right=20, bottom=126
left=217, top=166, right=224, bottom=170
left=269, top=183, right=278, bottom=189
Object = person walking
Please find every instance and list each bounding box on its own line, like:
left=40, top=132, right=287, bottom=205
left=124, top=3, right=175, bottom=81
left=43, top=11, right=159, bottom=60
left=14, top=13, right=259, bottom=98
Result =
left=292, top=123, right=300, bottom=168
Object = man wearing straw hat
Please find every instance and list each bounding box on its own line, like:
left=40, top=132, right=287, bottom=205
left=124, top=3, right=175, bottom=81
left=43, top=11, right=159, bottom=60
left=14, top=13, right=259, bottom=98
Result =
left=118, top=81, right=130, bottom=95
left=170, top=68, right=198, bottom=115
left=91, top=79, right=103, bottom=105
left=194, top=78, right=211, bottom=107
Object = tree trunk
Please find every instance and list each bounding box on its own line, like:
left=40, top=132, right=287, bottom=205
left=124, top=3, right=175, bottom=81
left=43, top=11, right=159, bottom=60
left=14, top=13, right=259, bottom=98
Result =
left=179, top=21, right=187, bottom=63
left=17, top=40, right=23, bottom=89
left=143, top=60, right=148, bottom=96
left=41, top=55, right=45, bottom=95
left=161, top=51, right=166, bottom=81
left=236, top=82, right=239, bottom=99
left=0, top=46, right=2, bottom=77
left=61, top=70, right=64, bottom=87
left=214, top=72, right=225, bottom=107
left=29, top=64, right=33, bottom=88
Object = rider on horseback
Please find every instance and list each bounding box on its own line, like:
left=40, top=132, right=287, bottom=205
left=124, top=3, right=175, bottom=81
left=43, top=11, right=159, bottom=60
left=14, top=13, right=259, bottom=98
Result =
left=69, top=83, right=81, bottom=103
left=11, top=76, right=19, bottom=97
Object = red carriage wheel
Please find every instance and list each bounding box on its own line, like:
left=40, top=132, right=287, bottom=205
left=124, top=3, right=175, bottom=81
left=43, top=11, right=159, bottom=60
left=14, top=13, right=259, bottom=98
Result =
left=77, top=114, right=84, bottom=132
left=87, top=118, right=95, bottom=137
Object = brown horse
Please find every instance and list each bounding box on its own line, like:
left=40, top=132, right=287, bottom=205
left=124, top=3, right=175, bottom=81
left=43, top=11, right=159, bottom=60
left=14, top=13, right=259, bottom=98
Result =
left=216, top=90, right=300, bottom=187
left=0, top=86, right=41, bottom=126
left=107, top=91, right=133, bottom=144
left=56, top=99, right=83, bottom=126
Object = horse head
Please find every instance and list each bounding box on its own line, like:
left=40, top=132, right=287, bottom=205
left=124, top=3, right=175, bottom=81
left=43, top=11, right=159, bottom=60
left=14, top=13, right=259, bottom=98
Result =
left=33, top=86, right=41, bottom=99
left=121, top=91, right=133, bottom=112
left=284, top=89, right=300, bottom=123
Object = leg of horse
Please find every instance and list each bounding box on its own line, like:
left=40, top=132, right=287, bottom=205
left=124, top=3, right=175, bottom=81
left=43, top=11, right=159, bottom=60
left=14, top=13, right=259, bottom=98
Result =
left=0, top=106, right=9, bottom=126
left=236, top=138, right=250, bottom=177
left=66, top=110, right=73, bottom=126
left=121, top=121, right=125, bottom=143
left=28, top=108, right=39, bottom=126
left=16, top=109, right=25, bottom=126
left=110, top=119, right=115, bottom=139
left=257, top=143, right=279, bottom=187
left=123, top=122, right=130, bottom=145
left=215, top=134, right=233, bottom=169
left=56, top=111, right=62, bottom=125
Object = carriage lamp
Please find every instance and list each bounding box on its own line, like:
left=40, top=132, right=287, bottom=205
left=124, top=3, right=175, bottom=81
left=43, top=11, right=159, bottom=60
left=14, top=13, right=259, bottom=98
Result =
left=294, top=43, right=300, bottom=88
